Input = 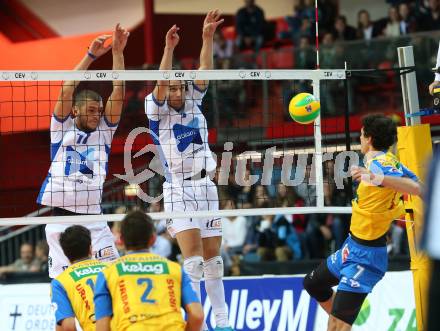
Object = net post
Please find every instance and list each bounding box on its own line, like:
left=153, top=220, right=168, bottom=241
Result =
left=315, top=0, right=320, bottom=69
left=398, top=45, right=430, bottom=331
left=313, top=78, right=324, bottom=208
left=398, top=46, right=420, bottom=126
left=343, top=64, right=354, bottom=200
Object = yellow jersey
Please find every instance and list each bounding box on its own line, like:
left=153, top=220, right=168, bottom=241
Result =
left=50, top=259, right=108, bottom=331
left=350, top=151, right=418, bottom=240
left=94, top=251, right=199, bottom=331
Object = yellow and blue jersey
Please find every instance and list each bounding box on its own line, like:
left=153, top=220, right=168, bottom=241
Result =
left=350, top=151, right=419, bottom=240
left=50, top=259, right=108, bottom=330
left=326, top=151, right=419, bottom=294
left=94, top=251, right=199, bottom=331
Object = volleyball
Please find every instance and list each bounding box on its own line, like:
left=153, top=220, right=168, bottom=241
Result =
left=288, top=92, right=320, bottom=124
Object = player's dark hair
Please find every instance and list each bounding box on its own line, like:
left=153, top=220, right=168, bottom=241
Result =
left=73, top=89, right=102, bottom=108
left=59, top=225, right=91, bottom=262
left=120, top=211, right=156, bottom=250
left=361, top=114, right=397, bottom=151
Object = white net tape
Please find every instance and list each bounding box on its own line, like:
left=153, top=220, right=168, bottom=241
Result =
left=1, top=206, right=353, bottom=226
left=1, top=69, right=346, bottom=82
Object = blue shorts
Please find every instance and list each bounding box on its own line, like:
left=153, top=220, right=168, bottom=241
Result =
left=326, top=235, right=388, bottom=293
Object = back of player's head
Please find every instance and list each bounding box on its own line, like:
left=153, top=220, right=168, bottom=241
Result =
left=59, top=225, right=91, bottom=263
left=361, top=114, right=397, bottom=151
left=73, top=89, right=102, bottom=108
left=120, top=210, right=156, bottom=250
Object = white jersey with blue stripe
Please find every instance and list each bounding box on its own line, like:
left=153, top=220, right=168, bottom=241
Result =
left=145, top=83, right=216, bottom=183
left=37, top=114, right=117, bottom=214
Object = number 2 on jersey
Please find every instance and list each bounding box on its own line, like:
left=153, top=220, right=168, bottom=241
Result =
left=137, top=278, right=156, bottom=304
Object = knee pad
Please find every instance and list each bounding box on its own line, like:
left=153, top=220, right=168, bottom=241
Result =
left=203, top=256, right=224, bottom=280
left=183, top=256, right=204, bottom=282
left=303, top=270, right=334, bottom=302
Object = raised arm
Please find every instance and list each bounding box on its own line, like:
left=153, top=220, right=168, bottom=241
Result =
left=194, top=10, right=224, bottom=90
left=54, top=35, right=112, bottom=119
left=153, top=25, right=180, bottom=103
left=104, top=23, right=129, bottom=125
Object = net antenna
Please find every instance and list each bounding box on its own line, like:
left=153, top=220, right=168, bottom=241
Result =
left=315, top=0, right=320, bottom=69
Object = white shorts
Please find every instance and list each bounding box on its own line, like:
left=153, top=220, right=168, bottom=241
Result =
left=163, top=177, right=221, bottom=239
left=46, top=222, right=119, bottom=278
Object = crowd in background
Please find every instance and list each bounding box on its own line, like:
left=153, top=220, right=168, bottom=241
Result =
left=215, top=0, right=440, bottom=60
left=210, top=0, right=440, bottom=98
left=121, top=0, right=440, bottom=128
left=0, top=241, right=49, bottom=277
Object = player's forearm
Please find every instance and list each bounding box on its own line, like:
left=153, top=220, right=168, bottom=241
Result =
left=105, top=52, right=125, bottom=123
left=64, top=54, right=95, bottom=91
left=112, top=52, right=125, bottom=71
left=185, top=314, right=204, bottom=331
left=55, top=54, right=94, bottom=118
left=184, top=303, right=204, bottom=331
left=111, top=52, right=125, bottom=99
left=96, top=318, right=111, bottom=331
left=199, top=37, right=213, bottom=70
left=378, top=175, right=422, bottom=196
left=60, top=317, right=77, bottom=331
left=159, top=47, right=174, bottom=71
left=154, top=47, right=174, bottom=100
left=75, top=53, right=95, bottom=71
left=105, top=83, right=124, bottom=124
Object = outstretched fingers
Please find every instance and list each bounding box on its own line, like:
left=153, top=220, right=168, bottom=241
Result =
left=97, top=34, right=112, bottom=41
left=213, top=18, right=224, bottom=28
left=168, top=24, right=179, bottom=34
left=165, top=24, right=180, bottom=48
left=212, top=9, right=221, bottom=21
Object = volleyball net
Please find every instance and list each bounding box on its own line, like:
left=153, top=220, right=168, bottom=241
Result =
left=0, top=68, right=361, bottom=226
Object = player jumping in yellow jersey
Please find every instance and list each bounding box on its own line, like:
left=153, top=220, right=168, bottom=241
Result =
left=94, top=211, right=204, bottom=331
left=51, top=225, right=107, bottom=331
left=303, top=114, right=422, bottom=331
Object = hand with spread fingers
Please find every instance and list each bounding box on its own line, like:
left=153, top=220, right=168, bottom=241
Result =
left=88, top=34, right=112, bottom=58
left=202, top=9, right=224, bottom=40
left=112, top=23, right=130, bottom=54
left=165, top=24, right=180, bottom=50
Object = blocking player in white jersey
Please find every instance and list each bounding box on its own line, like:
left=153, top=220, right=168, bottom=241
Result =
left=145, top=10, right=233, bottom=331
left=37, top=24, right=129, bottom=278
